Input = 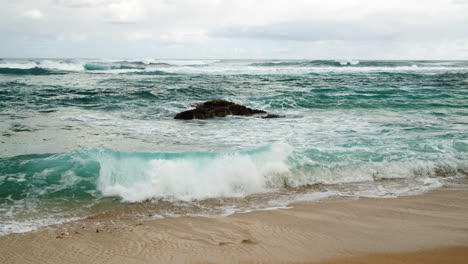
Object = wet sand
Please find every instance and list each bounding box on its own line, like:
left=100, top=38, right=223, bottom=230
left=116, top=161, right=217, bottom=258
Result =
left=315, top=246, right=468, bottom=264
left=1, top=188, right=467, bottom=263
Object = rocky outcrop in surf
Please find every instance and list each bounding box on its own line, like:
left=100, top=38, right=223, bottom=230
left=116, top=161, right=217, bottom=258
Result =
left=174, top=99, right=283, bottom=119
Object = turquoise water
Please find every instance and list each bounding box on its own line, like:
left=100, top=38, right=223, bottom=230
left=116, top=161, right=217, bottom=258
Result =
left=0, top=59, right=467, bottom=235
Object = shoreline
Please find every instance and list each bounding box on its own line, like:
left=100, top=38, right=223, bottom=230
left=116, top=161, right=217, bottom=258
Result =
left=1, top=188, right=468, bottom=263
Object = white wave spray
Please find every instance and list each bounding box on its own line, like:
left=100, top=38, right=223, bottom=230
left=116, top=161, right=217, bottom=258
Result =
left=96, top=143, right=293, bottom=202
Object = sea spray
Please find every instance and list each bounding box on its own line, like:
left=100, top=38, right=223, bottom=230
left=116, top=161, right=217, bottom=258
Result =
left=95, top=143, right=293, bottom=202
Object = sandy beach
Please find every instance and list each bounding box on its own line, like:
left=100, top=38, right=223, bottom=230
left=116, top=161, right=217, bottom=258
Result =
left=0, top=188, right=467, bottom=263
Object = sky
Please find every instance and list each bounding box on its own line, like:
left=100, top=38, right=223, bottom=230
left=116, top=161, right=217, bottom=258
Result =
left=1, top=0, right=468, bottom=59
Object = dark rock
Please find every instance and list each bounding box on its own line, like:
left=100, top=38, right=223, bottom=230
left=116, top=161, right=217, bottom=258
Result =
left=174, top=99, right=267, bottom=120
left=261, top=114, right=285, bottom=119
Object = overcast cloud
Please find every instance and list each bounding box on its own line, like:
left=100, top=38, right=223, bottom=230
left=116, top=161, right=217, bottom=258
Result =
left=1, top=0, right=468, bottom=59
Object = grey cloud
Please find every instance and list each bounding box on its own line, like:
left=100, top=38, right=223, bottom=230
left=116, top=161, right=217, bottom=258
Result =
left=210, top=17, right=468, bottom=42
left=51, top=0, right=117, bottom=8
left=107, top=21, right=139, bottom=25
left=211, top=21, right=395, bottom=41
left=452, top=0, right=468, bottom=4
left=2, top=1, right=468, bottom=59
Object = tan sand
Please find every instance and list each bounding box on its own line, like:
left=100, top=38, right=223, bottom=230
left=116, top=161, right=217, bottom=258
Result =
left=1, top=188, right=468, bottom=264
left=315, top=247, right=468, bottom=264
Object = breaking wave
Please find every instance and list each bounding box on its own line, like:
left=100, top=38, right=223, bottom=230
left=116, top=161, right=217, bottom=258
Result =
left=0, top=143, right=466, bottom=235
left=1, top=143, right=465, bottom=203
left=1, top=59, right=467, bottom=76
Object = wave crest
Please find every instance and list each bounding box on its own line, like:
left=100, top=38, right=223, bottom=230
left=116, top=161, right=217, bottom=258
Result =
left=1, top=144, right=465, bottom=204
left=97, top=143, right=293, bottom=202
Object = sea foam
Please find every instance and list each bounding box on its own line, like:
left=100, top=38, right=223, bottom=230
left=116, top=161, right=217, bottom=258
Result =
left=97, top=143, right=293, bottom=202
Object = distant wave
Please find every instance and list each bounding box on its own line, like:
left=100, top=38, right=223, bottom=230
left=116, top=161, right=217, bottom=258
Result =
left=249, top=61, right=311, bottom=67
left=154, top=59, right=221, bottom=66
left=146, top=62, right=173, bottom=67
left=248, top=60, right=457, bottom=68
left=0, top=62, right=146, bottom=74
left=0, top=60, right=84, bottom=73
left=1, top=59, right=467, bottom=76
left=129, top=70, right=177, bottom=75
left=83, top=64, right=145, bottom=71
left=106, top=59, right=220, bottom=66
left=0, top=59, right=217, bottom=74
left=249, top=60, right=468, bottom=69
left=249, top=60, right=359, bottom=67
left=0, top=67, right=66, bottom=75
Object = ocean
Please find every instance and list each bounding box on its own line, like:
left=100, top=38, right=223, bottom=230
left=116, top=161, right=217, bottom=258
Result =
left=0, top=59, right=467, bottom=236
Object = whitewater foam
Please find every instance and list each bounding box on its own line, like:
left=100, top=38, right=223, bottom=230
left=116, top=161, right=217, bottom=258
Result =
left=0, top=216, right=82, bottom=236
left=154, top=59, right=220, bottom=66
left=0, top=60, right=83, bottom=72
left=0, top=62, right=38, bottom=69
left=1, top=59, right=467, bottom=75
left=338, top=60, right=360, bottom=65
left=97, top=143, right=293, bottom=202
left=39, top=60, right=84, bottom=71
